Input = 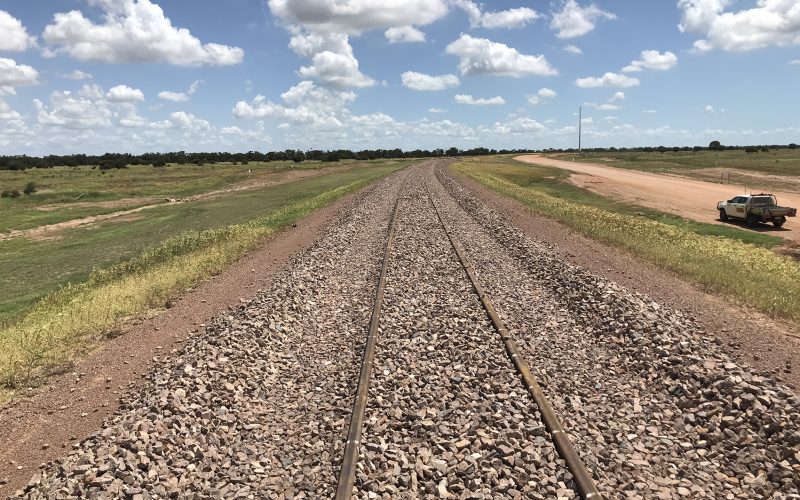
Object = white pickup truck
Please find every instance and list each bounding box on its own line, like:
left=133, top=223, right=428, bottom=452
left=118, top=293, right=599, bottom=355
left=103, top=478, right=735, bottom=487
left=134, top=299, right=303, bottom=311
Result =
left=717, top=193, right=797, bottom=227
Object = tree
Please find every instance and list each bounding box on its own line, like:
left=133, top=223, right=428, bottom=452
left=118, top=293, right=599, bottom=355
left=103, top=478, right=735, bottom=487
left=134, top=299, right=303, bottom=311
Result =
left=23, top=181, right=37, bottom=195
left=709, top=140, right=722, bottom=150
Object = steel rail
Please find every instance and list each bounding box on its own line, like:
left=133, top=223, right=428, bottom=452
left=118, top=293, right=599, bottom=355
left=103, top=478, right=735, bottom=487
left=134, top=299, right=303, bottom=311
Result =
left=427, top=186, right=603, bottom=500
left=334, top=181, right=405, bottom=500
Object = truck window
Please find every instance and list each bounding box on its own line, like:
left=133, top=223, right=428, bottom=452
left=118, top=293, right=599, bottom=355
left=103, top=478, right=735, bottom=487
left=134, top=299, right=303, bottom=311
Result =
left=752, top=197, right=773, bottom=205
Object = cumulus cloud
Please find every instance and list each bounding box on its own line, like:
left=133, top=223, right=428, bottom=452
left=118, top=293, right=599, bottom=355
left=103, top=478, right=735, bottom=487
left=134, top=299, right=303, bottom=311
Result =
left=551, top=0, right=616, bottom=39
left=169, top=111, right=210, bottom=130
left=575, top=72, right=640, bottom=88
left=0, top=10, right=37, bottom=51
left=584, top=102, right=620, bottom=111
left=59, top=69, right=92, bottom=80
left=528, top=87, right=557, bottom=105
left=288, top=31, right=374, bottom=88
left=622, top=50, right=678, bottom=72
left=428, top=108, right=446, bottom=113
left=268, top=0, right=448, bottom=33
left=705, top=104, right=714, bottom=113
left=0, top=58, right=39, bottom=95
left=453, top=0, right=539, bottom=29
left=233, top=80, right=356, bottom=129
left=446, top=34, right=557, bottom=77
left=158, top=80, right=202, bottom=102
left=34, top=84, right=113, bottom=129
left=789, top=59, right=800, bottom=65
left=564, top=44, right=583, bottom=54
left=610, top=91, right=625, bottom=102
left=643, top=109, right=658, bottom=114
left=401, top=71, right=459, bottom=91
left=42, top=0, right=244, bottom=65
left=454, top=94, right=505, bottom=105
left=385, top=26, right=426, bottom=43
left=678, top=0, right=800, bottom=52
left=106, top=84, right=144, bottom=102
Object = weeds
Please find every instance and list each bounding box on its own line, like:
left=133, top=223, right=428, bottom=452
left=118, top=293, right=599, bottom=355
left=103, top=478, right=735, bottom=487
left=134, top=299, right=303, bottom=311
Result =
left=455, top=161, right=800, bottom=324
left=0, top=179, right=372, bottom=397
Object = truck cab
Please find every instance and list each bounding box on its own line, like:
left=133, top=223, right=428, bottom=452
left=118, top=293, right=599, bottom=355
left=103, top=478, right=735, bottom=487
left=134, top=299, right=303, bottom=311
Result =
left=717, top=194, right=796, bottom=227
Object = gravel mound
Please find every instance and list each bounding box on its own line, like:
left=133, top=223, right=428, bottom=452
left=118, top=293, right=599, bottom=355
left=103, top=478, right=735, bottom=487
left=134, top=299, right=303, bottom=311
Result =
left=435, top=163, right=800, bottom=498
left=16, top=168, right=409, bottom=499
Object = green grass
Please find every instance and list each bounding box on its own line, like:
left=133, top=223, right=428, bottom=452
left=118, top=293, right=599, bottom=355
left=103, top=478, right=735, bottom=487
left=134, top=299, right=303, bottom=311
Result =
left=548, top=149, right=800, bottom=193
left=0, top=160, right=410, bottom=396
left=0, top=160, right=365, bottom=233
left=454, top=156, right=800, bottom=324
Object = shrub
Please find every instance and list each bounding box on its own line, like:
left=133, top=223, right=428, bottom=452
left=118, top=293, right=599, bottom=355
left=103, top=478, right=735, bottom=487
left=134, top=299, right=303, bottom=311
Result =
left=1, top=189, right=21, bottom=198
left=23, top=181, right=37, bottom=195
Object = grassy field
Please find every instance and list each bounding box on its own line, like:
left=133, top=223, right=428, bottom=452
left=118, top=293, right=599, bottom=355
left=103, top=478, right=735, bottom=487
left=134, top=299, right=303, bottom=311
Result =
left=0, top=161, right=358, bottom=233
left=0, top=159, right=412, bottom=396
left=454, top=156, right=800, bottom=324
left=549, top=149, right=800, bottom=193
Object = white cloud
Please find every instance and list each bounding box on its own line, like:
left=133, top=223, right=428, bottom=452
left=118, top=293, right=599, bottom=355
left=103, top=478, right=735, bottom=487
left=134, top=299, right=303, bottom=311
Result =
left=42, top=0, right=244, bottom=66
left=268, top=0, right=448, bottom=33
left=550, top=0, right=616, bottom=39
left=220, top=126, right=243, bottom=135
left=289, top=31, right=375, bottom=88
left=584, top=102, right=619, bottom=111
left=789, top=59, right=800, bottom=65
left=0, top=10, right=37, bottom=51
left=575, top=72, right=640, bottom=88
left=564, top=44, right=583, bottom=54
left=169, top=111, right=210, bottom=130
left=0, top=58, right=39, bottom=95
left=622, top=50, right=678, bottom=72
left=642, top=109, right=657, bottom=114
left=537, top=88, right=558, bottom=98
left=34, top=84, right=113, bottom=129
left=454, top=94, right=505, bottom=105
left=678, top=0, right=800, bottom=52
left=705, top=104, right=714, bottom=113
left=298, top=50, right=375, bottom=88
left=401, top=71, right=459, bottom=91
left=106, top=84, right=144, bottom=102
left=385, top=26, right=426, bottom=43
left=59, top=70, right=92, bottom=80
left=610, top=91, right=625, bottom=102
left=453, top=0, right=539, bottom=29
left=528, top=87, right=557, bottom=106
left=158, top=80, right=202, bottom=102
left=428, top=108, right=446, bottom=113
left=233, top=80, right=356, bottom=129
left=445, top=34, right=557, bottom=77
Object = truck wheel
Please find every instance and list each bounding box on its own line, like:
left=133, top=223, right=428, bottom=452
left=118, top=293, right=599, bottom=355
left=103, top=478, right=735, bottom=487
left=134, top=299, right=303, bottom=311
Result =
left=719, top=209, right=728, bottom=221
left=747, top=214, right=758, bottom=227
left=774, top=218, right=785, bottom=228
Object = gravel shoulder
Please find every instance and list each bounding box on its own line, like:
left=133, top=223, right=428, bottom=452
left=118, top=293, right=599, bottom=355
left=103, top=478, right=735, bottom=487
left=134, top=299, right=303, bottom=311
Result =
left=451, top=170, right=800, bottom=394
left=0, top=181, right=366, bottom=496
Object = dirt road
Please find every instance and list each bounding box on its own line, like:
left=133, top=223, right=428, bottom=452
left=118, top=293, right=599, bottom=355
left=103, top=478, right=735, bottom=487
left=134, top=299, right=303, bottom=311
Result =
left=515, top=155, right=800, bottom=242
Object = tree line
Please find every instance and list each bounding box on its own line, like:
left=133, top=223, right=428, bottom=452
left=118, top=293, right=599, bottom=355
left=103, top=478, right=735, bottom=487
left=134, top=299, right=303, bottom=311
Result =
left=0, top=147, right=526, bottom=170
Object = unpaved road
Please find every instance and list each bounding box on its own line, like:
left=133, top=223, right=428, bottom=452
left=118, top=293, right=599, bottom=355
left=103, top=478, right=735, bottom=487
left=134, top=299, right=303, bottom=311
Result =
left=515, top=155, right=800, bottom=242
left=0, top=164, right=355, bottom=242
left=8, top=161, right=799, bottom=498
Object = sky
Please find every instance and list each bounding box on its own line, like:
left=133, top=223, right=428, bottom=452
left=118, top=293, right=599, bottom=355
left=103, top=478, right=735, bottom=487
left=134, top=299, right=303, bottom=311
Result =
left=0, top=0, right=798, bottom=155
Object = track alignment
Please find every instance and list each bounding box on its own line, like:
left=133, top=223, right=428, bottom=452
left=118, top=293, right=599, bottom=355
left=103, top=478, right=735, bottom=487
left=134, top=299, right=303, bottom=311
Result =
left=335, top=168, right=601, bottom=499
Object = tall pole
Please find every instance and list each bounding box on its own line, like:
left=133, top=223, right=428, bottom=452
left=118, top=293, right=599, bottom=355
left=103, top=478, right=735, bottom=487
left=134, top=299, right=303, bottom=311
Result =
left=578, top=106, right=582, bottom=154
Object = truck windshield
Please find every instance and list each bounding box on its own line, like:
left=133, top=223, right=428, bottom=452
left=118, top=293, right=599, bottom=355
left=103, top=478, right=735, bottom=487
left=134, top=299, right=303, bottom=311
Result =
left=751, top=196, right=776, bottom=206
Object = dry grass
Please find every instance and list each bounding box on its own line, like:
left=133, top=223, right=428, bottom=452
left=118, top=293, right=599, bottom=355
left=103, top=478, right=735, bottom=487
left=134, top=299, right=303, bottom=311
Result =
left=455, top=159, right=800, bottom=325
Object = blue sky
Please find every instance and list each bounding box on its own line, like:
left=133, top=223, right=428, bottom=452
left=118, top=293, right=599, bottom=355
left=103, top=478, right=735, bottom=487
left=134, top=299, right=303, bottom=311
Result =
left=0, top=0, right=798, bottom=154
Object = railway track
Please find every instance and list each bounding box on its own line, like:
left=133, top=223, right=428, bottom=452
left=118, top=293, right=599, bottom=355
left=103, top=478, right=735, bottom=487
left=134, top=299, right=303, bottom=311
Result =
left=335, top=169, right=601, bottom=498
left=15, top=160, right=800, bottom=499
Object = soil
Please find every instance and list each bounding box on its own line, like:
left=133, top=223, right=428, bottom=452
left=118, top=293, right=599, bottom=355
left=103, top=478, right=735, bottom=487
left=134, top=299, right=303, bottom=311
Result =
left=515, top=155, right=800, bottom=242
left=0, top=188, right=360, bottom=496
left=0, top=164, right=354, bottom=242
left=454, top=172, right=800, bottom=391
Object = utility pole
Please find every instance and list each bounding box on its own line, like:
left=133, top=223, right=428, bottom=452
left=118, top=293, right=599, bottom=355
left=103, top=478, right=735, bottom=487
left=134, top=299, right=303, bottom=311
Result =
left=578, top=106, right=582, bottom=154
